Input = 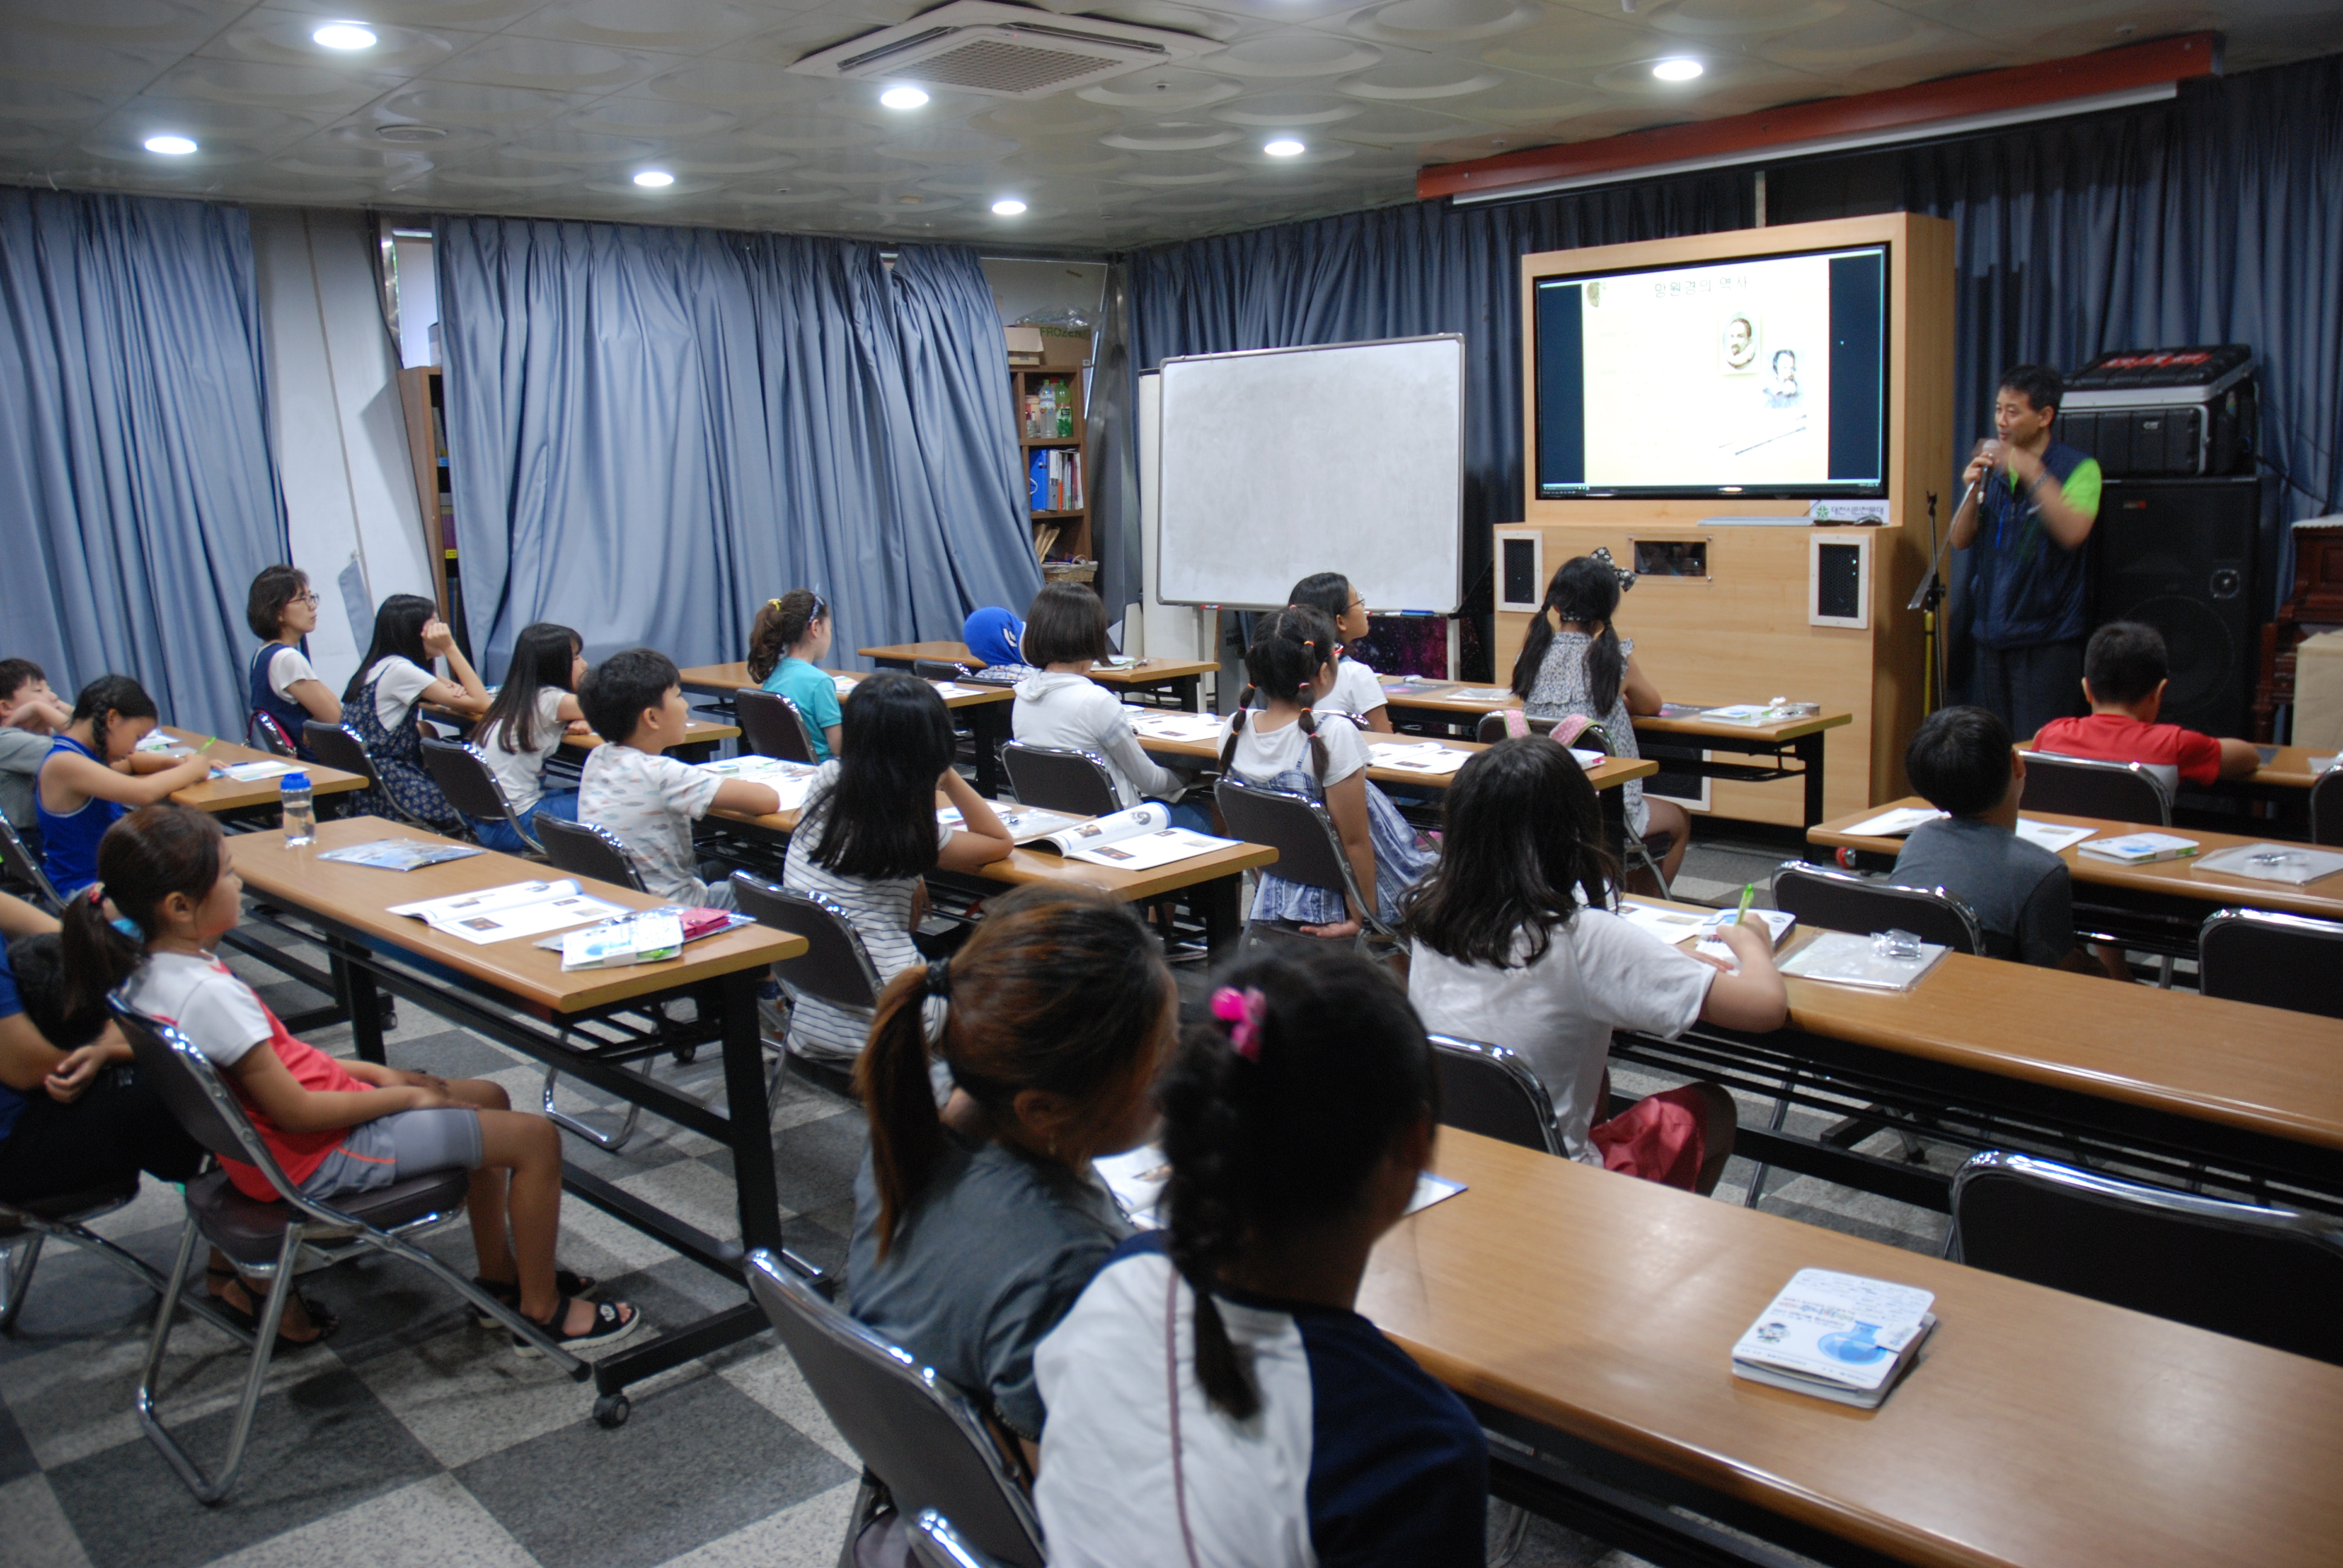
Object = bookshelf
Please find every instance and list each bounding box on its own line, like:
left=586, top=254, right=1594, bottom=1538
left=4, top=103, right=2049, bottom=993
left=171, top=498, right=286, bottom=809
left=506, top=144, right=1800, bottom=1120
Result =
left=1010, top=353, right=1092, bottom=580
left=394, top=365, right=475, bottom=661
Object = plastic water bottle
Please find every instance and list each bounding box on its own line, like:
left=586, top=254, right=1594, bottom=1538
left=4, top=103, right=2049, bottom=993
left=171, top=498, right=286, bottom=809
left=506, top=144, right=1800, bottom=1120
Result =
left=280, top=773, right=315, bottom=847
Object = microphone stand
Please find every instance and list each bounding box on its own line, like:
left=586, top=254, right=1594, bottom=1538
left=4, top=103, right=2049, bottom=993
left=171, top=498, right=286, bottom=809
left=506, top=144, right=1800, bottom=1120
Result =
left=1910, top=469, right=1985, bottom=715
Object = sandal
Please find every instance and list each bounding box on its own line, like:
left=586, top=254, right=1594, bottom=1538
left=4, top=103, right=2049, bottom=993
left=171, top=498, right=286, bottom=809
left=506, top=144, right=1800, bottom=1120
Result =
left=512, top=1295, right=642, bottom=1357
left=472, top=1270, right=597, bottom=1327
left=206, top=1266, right=339, bottom=1350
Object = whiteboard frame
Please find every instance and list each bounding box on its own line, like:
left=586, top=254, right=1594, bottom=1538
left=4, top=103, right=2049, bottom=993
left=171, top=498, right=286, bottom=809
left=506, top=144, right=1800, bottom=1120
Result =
left=1152, top=334, right=1466, bottom=613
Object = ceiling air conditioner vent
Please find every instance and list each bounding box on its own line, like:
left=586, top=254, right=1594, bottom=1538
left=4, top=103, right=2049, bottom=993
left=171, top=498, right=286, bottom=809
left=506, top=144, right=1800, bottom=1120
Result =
left=790, top=1, right=1213, bottom=100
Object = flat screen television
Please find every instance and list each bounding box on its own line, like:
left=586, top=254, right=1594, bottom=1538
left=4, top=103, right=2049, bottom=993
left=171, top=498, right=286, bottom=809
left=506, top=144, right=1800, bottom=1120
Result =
left=1534, top=244, right=1889, bottom=500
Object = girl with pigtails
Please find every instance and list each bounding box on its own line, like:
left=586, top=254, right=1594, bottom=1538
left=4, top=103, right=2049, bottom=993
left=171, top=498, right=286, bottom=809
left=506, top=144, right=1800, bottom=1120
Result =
left=1215, top=606, right=1435, bottom=938
left=1033, top=946, right=1488, bottom=1567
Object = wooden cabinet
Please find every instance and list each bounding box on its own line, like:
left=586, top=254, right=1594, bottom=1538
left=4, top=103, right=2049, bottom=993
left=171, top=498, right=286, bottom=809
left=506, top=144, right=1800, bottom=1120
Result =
left=393, top=365, right=474, bottom=660
left=1010, top=351, right=1093, bottom=579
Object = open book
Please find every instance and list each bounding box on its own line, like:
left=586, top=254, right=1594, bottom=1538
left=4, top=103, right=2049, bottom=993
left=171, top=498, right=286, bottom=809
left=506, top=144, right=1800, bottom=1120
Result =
left=1843, top=806, right=2096, bottom=857
left=1096, top=1146, right=1463, bottom=1229
left=697, top=754, right=821, bottom=813
left=1126, top=709, right=1224, bottom=745
left=1024, top=803, right=1240, bottom=870
left=318, top=838, right=484, bottom=872
left=1731, top=1269, right=1936, bottom=1409
left=388, top=879, right=631, bottom=946
left=1367, top=741, right=1473, bottom=777
left=937, top=802, right=1089, bottom=846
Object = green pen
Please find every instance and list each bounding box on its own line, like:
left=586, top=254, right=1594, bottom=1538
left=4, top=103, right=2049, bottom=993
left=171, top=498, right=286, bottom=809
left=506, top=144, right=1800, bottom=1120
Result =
left=1735, top=881, right=1755, bottom=926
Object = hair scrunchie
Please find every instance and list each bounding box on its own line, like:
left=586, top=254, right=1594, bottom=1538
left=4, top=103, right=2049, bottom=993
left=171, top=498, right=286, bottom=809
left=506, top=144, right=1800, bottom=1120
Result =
left=925, top=958, right=952, bottom=998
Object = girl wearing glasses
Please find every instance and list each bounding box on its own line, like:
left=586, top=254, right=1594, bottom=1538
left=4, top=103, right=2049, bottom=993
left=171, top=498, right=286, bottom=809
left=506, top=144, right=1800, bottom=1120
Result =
left=245, top=565, right=342, bottom=754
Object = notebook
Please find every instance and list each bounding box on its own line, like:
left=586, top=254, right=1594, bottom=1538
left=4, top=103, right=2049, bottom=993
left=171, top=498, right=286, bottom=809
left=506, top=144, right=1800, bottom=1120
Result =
left=1777, top=930, right=1948, bottom=991
left=2193, top=843, right=2343, bottom=886
left=1731, top=1269, right=1936, bottom=1409
left=2077, top=832, right=2200, bottom=864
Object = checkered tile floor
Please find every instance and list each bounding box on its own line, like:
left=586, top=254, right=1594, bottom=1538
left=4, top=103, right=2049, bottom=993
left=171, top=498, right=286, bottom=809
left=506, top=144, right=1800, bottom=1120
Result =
left=1, top=887, right=1950, bottom=1568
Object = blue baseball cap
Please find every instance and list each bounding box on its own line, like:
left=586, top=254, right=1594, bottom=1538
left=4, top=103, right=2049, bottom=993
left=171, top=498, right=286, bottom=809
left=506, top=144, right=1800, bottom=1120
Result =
left=963, top=606, right=1026, bottom=668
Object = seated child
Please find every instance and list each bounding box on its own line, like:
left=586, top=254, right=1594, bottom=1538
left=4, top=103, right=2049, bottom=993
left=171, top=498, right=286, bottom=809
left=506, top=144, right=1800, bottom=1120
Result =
left=780, top=672, right=1012, bottom=1060
left=37, top=675, right=214, bottom=897
left=0, top=658, right=68, bottom=844
left=2033, top=620, right=2259, bottom=789
left=68, top=806, right=637, bottom=1351
left=471, top=622, right=588, bottom=853
left=1034, top=947, right=1487, bottom=1567
left=1286, top=571, right=1392, bottom=733
left=1403, top=737, right=1764, bottom=1192
left=962, top=605, right=1039, bottom=684
left=577, top=649, right=783, bottom=908
left=746, top=590, right=842, bottom=763
left=1012, top=583, right=1205, bottom=830
left=1510, top=552, right=1689, bottom=889
left=851, top=886, right=1172, bottom=1468
left=1892, top=706, right=2076, bottom=968
left=1217, top=605, right=1434, bottom=938
left=342, top=595, right=491, bottom=828
left=246, top=564, right=342, bottom=752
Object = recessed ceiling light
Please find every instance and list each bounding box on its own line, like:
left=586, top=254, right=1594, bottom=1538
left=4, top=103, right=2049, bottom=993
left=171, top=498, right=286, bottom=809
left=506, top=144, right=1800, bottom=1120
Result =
left=1652, top=57, right=1703, bottom=81
left=879, top=85, right=929, bottom=110
left=1263, top=138, right=1305, bottom=157
left=312, top=22, right=378, bottom=50
left=144, top=134, right=198, bottom=155
left=991, top=198, right=1027, bottom=215
left=376, top=123, right=446, bottom=143
left=633, top=169, right=675, bottom=188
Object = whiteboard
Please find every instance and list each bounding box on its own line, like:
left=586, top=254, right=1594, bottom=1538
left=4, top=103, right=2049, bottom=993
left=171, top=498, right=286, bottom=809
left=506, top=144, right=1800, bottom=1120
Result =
left=1155, top=336, right=1463, bottom=612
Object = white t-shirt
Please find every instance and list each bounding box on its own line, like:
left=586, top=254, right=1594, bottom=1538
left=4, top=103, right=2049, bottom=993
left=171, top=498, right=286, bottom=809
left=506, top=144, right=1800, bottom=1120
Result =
left=1217, top=708, right=1369, bottom=788
left=577, top=743, right=724, bottom=905
left=477, top=687, right=568, bottom=812
left=264, top=645, right=320, bottom=703
left=1407, top=909, right=1713, bottom=1163
left=1011, top=672, right=1185, bottom=810
left=122, top=949, right=272, bottom=1068
left=781, top=760, right=951, bottom=1059
left=1314, top=656, right=1387, bottom=725
left=365, top=655, right=437, bottom=731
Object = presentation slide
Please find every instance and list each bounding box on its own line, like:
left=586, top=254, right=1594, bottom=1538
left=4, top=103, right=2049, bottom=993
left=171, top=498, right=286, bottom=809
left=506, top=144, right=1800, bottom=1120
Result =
left=1536, top=246, right=1886, bottom=497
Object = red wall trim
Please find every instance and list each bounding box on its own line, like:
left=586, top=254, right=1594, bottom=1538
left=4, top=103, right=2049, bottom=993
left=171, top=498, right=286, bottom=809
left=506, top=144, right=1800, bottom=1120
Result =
left=1417, top=31, right=2220, bottom=202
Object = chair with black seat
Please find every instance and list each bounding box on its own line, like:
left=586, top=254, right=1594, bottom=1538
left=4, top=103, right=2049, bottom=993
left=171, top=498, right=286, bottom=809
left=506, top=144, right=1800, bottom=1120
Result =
left=735, top=688, right=819, bottom=764
left=2020, top=751, right=2174, bottom=825
left=534, top=813, right=644, bottom=891
left=109, top=993, right=585, bottom=1501
left=0, top=817, right=61, bottom=911
left=1, top=1180, right=250, bottom=1341
left=746, top=1249, right=1046, bottom=1568
left=914, top=658, right=975, bottom=684
left=730, top=872, right=882, bottom=1022
left=420, top=736, right=538, bottom=855
left=1771, top=859, right=1984, bottom=955
left=302, top=720, right=437, bottom=830
left=1429, top=1035, right=1562, bottom=1156
left=1950, top=1151, right=2343, bottom=1366
left=2313, top=768, right=2341, bottom=846
left=1000, top=740, right=1121, bottom=818
left=2198, top=907, right=2343, bottom=1020
left=1214, top=777, right=1399, bottom=953
left=909, top=1512, right=1011, bottom=1568
left=246, top=711, right=298, bottom=758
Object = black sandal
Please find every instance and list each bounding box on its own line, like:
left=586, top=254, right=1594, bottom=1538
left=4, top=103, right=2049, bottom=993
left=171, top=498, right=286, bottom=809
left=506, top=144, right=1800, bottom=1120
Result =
left=512, top=1295, right=641, bottom=1357
left=206, top=1266, right=338, bottom=1350
left=472, top=1270, right=597, bottom=1327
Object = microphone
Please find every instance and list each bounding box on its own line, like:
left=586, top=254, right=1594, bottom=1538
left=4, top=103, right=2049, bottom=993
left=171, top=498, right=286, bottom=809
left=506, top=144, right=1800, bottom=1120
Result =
left=1907, top=445, right=1994, bottom=612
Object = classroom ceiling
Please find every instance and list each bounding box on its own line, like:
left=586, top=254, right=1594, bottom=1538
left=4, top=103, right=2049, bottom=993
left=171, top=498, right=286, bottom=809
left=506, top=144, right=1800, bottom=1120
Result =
left=3, top=0, right=2340, bottom=251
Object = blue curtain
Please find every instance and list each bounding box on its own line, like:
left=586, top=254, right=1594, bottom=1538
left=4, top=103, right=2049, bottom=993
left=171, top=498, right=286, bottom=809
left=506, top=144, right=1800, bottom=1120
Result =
left=0, top=188, right=286, bottom=736
left=435, top=219, right=1037, bottom=678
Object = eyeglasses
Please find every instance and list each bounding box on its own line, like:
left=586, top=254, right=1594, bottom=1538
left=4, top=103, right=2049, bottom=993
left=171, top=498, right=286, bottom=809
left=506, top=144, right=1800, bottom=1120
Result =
left=290, top=591, right=320, bottom=607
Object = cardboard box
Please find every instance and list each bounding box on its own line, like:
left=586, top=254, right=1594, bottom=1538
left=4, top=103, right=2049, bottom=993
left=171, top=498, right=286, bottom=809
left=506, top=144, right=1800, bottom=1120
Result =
left=2295, top=628, right=2343, bottom=750
left=1038, top=332, right=1093, bottom=368
left=1004, top=325, right=1044, bottom=365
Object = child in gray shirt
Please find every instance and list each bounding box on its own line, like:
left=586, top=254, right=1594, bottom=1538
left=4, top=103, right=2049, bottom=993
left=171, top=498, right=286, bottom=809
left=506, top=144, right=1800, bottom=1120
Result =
left=1891, top=706, right=2074, bottom=967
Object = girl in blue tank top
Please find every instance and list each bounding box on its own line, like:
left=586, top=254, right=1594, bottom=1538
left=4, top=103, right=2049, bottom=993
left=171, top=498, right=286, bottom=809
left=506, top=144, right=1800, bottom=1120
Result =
left=245, top=565, right=342, bottom=756
left=36, top=676, right=214, bottom=897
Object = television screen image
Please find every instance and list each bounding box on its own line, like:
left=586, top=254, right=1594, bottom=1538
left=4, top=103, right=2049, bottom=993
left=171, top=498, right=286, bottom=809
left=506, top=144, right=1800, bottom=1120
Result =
left=1536, top=245, right=1888, bottom=498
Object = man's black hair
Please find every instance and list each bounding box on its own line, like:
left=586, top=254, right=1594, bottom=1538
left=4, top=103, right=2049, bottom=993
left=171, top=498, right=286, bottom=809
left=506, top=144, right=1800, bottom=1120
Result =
left=1998, top=364, right=2064, bottom=417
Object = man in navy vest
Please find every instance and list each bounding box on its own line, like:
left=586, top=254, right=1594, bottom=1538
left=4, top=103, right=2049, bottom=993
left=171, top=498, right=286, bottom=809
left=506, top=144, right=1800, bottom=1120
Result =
left=1949, top=364, right=2105, bottom=742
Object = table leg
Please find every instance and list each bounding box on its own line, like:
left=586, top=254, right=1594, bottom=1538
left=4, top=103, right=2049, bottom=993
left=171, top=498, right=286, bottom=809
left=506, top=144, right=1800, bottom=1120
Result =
left=716, top=968, right=785, bottom=1256
left=1198, top=873, right=1242, bottom=961
left=968, top=705, right=1011, bottom=799
left=341, top=945, right=387, bottom=1065
left=1181, top=674, right=1205, bottom=714
left=1601, top=780, right=1627, bottom=861
left=1797, top=733, right=1827, bottom=828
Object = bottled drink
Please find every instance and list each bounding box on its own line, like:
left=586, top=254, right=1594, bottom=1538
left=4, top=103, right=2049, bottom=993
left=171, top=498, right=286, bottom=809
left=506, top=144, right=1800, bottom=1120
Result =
left=1057, top=387, right=1074, bottom=437
left=280, top=773, right=315, bottom=847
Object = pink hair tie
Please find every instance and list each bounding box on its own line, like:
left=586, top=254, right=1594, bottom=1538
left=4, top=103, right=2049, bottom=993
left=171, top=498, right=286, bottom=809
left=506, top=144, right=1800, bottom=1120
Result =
left=1209, top=986, right=1267, bottom=1062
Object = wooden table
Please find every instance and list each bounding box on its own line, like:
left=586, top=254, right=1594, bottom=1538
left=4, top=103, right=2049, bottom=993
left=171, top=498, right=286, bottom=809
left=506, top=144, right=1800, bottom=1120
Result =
left=1376, top=687, right=1854, bottom=826
left=706, top=794, right=1277, bottom=959
left=228, top=816, right=811, bottom=1426
left=860, top=640, right=1217, bottom=712
left=1362, top=1130, right=2343, bottom=1568
left=675, top=662, right=1014, bottom=795
left=1810, top=797, right=2343, bottom=956
left=159, top=727, right=367, bottom=818
left=1605, top=897, right=2343, bottom=1212
left=424, top=707, right=739, bottom=765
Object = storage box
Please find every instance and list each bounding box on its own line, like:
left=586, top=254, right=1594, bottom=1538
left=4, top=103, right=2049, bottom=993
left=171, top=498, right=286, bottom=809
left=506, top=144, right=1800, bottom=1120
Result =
left=1038, top=330, right=1093, bottom=368
left=1004, top=325, right=1044, bottom=366
left=2295, top=628, right=2343, bottom=750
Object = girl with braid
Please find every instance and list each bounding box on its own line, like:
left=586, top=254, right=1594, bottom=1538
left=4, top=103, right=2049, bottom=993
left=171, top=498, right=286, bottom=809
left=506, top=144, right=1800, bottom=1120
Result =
left=1215, top=606, right=1434, bottom=939
left=1034, top=946, right=1487, bottom=1567
left=847, top=884, right=1175, bottom=1468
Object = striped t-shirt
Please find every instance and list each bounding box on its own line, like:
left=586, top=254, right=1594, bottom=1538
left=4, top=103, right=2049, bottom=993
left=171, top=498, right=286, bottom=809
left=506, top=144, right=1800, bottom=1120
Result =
left=780, top=761, right=950, bottom=1059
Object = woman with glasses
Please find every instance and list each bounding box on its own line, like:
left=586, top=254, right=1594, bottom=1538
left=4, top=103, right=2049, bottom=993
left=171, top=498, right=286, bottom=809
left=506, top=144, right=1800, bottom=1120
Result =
left=246, top=565, right=341, bottom=757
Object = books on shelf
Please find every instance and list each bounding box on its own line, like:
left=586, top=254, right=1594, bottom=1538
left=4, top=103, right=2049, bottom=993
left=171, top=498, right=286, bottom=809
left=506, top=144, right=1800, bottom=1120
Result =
left=1029, top=448, right=1084, bottom=512
left=1777, top=929, right=1948, bottom=991
left=1021, top=802, right=1239, bottom=869
left=1731, top=1269, right=1936, bottom=1408
left=388, top=878, right=631, bottom=946
left=2193, top=842, right=2343, bottom=885
left=2078, top=832, right=2200, bottom=864
left=316, top=839, right=484, bottom=872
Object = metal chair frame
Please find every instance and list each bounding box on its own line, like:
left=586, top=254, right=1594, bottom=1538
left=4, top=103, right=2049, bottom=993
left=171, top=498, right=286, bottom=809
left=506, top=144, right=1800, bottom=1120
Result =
left=909, top=1512, right=1011, bottom=1568
left=109, top=994, right=585, bottom=1502
left=1213, top=777, right=1401, bottom=952
left=729, top=874, right=885, bottom=1010
left=2198, top=906, right=2343, bottom=1020
left=421, top=735, right=543, bottom=854
left=301, top=720, right=443, bottom=833
left=2312, top=767, right=2341, bottom=847
left=1773, top=858, right=1986, bottom=955
left=913, top=658, right=976, bottom=683
left=1428, top=1034, right=1564, bottom=1157
left=246, top=711, right=299, bottom=758
left=735, top=687, right=821, bottom=765
left=0, top=1182, right=251, bottom=1342
left=0, top=817, right=61, bottom=910
left=745, top=1249, right=1046, bottom=1568
left=2021, top=750, right=2176, bottom=825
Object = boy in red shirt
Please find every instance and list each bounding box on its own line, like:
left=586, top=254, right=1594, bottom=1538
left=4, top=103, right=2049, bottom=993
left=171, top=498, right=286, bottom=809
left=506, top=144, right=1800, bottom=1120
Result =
left=2034, top=621, right=2258, bottom=789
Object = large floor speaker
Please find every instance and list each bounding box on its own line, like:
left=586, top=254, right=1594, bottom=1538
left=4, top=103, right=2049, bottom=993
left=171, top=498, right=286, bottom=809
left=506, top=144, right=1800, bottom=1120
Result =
left=2092, top=475, right=2264, bottom=737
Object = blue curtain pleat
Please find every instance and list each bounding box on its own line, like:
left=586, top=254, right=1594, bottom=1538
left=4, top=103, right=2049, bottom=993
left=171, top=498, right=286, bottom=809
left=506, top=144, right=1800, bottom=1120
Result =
left=0, top=189, right=286, bottom=736
left=436, top=219, right=1038, bottom=678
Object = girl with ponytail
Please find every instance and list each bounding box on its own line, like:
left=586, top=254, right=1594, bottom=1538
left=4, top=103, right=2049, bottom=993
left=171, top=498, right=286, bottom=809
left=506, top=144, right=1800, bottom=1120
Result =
left=36, top=675, right=215, bottom=898
left=1216, top=606, right=1434, bottom=938
left=848, top=883, right=1174, bottom=1463
left=1033, top=947, right=1487, bottom=1567
left=1507, top=552, right=1690, bottom=889
left=747, top=589, right=843, bottom=762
